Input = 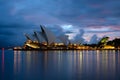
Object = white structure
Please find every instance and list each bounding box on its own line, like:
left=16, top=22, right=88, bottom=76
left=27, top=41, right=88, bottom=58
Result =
left=40, top=25, right=56, bottom=44
left=24, top=25, right=70, bottom=49
left=58, top=35, right=69, bottom=45
left=25, top=25, right=56, bottom=45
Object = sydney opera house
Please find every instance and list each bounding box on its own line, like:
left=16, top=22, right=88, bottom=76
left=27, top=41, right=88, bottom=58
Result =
left=14, top=25, right=118, bottom=50
left=21, top=25, right=71, bottom=50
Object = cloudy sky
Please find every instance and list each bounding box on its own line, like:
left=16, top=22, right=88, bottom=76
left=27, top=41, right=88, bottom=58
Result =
left=0, top=0, right=120, bottom=47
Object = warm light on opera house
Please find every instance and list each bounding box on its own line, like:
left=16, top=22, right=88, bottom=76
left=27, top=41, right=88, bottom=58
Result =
left=14, top=25, right=120, bottom=50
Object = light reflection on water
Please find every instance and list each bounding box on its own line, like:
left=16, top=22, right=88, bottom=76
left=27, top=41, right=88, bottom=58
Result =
left=0, top=50, right=120, bottom=80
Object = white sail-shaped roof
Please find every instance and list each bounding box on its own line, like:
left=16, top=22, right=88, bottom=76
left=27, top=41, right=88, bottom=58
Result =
left=33, top=31, right=41, bottom=43
left=58, top=35, right=69, bottom=45
left=25, top=34, right=32, bottom=40
left=25, top=34, right=36, bottom=41
left=40, top=25, right=56, bottom=44
left=25, top=25, right=58, bottom=45
left=39, top=32, right=47, bottom=42
left=33, top=31, right=48, bottom=43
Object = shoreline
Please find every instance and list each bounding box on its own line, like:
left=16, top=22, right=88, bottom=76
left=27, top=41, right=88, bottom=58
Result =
left=13, top=48, right=120, bottom=51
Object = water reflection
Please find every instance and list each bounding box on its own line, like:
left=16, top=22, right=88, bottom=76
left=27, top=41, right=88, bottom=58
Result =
left=1, top=49, right=4, bottom=80
left=2, top=49, right=4, bottom=73
left=13, top=50, right=120, bottom=80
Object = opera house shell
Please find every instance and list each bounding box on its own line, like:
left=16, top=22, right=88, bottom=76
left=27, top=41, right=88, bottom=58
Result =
left=23, top=25, right=69, bottom=49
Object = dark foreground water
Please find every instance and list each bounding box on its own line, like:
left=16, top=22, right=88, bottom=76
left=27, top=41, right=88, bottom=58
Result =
left=0, top=50, right=120, bottom=80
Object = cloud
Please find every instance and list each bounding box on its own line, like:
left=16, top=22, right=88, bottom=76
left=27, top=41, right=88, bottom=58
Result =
left=85, top=26, right=120, bottom=33
left=0, top=0, right=120, bottom=47
left=71, top=29, right=86, bottom=44
left=89, top=34, right=99, bottom=44
left=1, top=0, right=120, bottom=25
left=65, top=31, right=74, bottom=34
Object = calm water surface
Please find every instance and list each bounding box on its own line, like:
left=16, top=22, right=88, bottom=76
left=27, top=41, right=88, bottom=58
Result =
left=0, top=50, right=120, bottom=80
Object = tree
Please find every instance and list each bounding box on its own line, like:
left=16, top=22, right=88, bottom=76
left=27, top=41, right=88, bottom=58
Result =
left=113, top=38, right=120, bottom=49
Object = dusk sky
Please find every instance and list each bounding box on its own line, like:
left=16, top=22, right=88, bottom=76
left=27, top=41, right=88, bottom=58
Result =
left=0, top=0, right=120, bottom=47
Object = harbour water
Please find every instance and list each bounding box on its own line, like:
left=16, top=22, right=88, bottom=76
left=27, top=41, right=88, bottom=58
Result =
left=0, top=50, right=120, bottom=80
